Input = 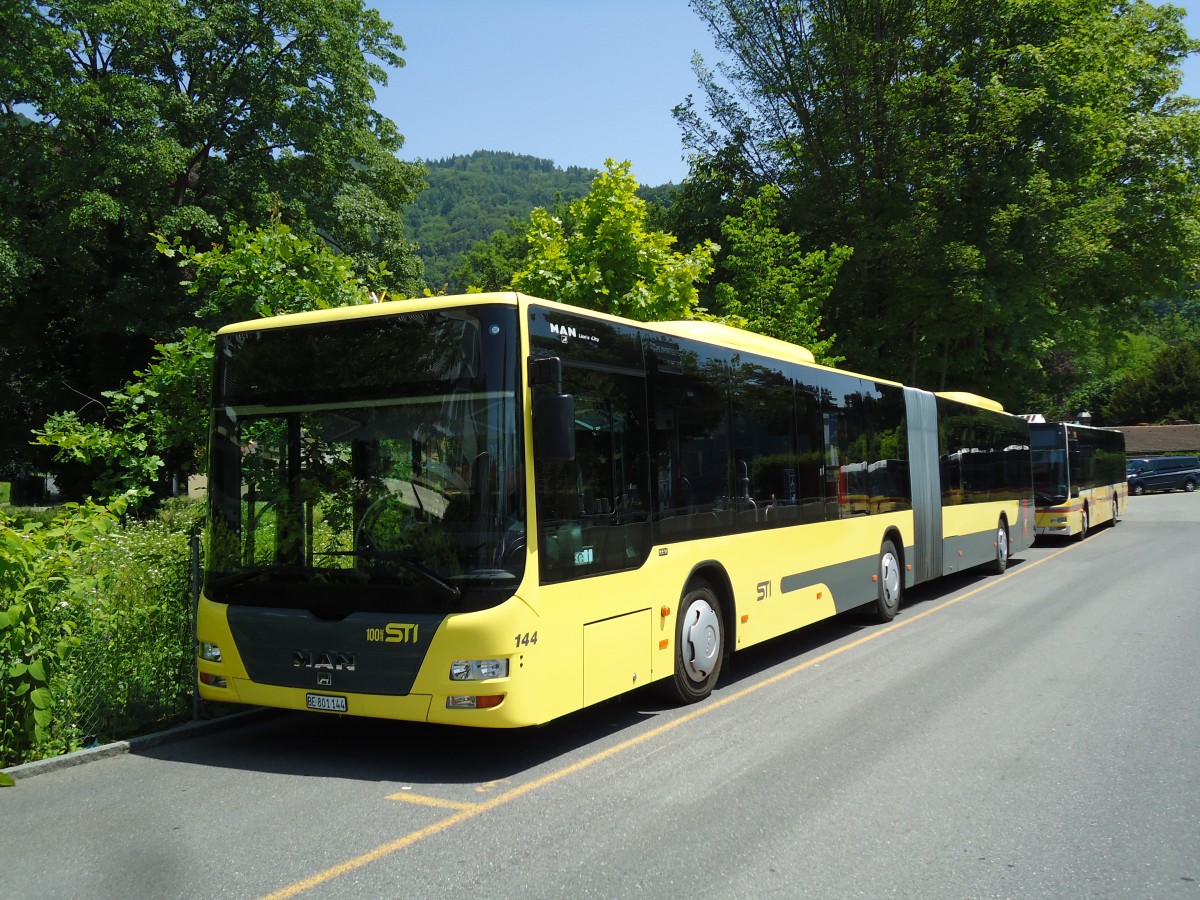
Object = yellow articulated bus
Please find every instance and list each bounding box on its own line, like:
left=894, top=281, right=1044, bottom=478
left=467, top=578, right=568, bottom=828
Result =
left=1030, top=421, right=1126, bottom=540
left=196, top=292, right=1035, bottom=727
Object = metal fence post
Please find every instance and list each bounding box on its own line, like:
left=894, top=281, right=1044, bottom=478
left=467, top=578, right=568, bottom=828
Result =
left=190, top=526, right=202, bottom=721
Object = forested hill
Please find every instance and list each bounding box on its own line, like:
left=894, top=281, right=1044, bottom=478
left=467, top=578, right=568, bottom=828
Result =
left=404, top=151, right=598, bottom=291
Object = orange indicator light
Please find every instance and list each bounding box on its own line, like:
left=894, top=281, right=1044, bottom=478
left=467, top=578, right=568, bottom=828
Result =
left=660, top=606, right=671, bottom=618
left=659, top=639, right=669, bottom=650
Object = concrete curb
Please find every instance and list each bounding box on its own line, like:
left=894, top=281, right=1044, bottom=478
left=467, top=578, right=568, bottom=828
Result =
left=2, top=707, right=277, bottom=782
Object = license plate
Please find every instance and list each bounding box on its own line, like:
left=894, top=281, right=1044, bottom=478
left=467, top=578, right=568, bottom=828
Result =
left=306, top=693, right=347, bottom=712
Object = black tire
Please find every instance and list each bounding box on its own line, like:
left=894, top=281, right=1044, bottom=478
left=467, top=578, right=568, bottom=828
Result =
left=663, top=579, right=724, bottom=704
left=1131, top=482, right=1145, bottom=496
left=987, top=519, right=1009, bottom=575
left=872, top=538, right=903, bottom=623
left=1075, top=504, right=1089, bottom=542
left=1111, top=500, right=1119, bottom=527
left=1185, top=478, right=1196, bottom=493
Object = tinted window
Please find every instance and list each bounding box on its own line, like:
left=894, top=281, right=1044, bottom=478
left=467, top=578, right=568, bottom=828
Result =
left=863, top=383, right=912, bottom=514
left=534, top=366, right=651, bottom=584
left=812, top=372, right=911, bottom=519
left=731, top=355, right=826, bottom=530
left=648, top=337, right=734, bottom=540
left=208, top=306, right=525, bottom=613
left=940, top=399, right=1030, bottom=504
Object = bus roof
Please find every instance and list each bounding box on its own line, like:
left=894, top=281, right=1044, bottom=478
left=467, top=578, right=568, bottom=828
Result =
left=937, top=391, right=1006, bottom=413
left=648, top=319, right=816, bottom=364
left=214, top=292, right=517, bottom=335
left=216, top=292, right=1007, bottom=414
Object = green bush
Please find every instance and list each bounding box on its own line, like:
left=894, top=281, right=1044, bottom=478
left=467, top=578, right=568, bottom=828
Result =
left=1, top=498, right=123, bottom=764
left=1, top=496, right=202, bottom=767
left=0, top=482, right=10, bottom=505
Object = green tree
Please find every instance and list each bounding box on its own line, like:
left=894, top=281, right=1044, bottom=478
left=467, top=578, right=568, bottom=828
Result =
left=678, top=0, right=1200, bottom=408
left=511, top=159, right=718, bottom=321
left=162, top=220, right=390, bottom=322
left=1103, top=341, right=1200, bottom=425
left=449, top=221, right=531, bottom=294
left=405, top=151, right=598, bottom=290
left=716, top=185, right=851, bottom=364
left=0, top=0, right=424, bottom=480
left=1034, top=293, right=1200, bottom=422
left=33, top=221, right=384, bottom=502
left=32, top=330, right=214, bottom=501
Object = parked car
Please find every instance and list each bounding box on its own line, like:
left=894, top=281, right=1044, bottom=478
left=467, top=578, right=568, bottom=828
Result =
left=1126, top=456, right=1200, bottom=494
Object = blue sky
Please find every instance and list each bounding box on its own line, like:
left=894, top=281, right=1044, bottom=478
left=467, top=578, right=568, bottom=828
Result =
left=374, top=1, right=1200, bottom=188
left=372, top=1, right=725, bottom=185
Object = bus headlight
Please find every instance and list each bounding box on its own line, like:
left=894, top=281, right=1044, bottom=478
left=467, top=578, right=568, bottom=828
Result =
left=198, top=641, right=223, bottom=663
left=449, top=659, right=509, bottom=681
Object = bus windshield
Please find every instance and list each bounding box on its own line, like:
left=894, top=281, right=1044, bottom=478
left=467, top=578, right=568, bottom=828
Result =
left=1030, top=426, right=1069, bottom=506
left=206, top=305, right=525, bottom=613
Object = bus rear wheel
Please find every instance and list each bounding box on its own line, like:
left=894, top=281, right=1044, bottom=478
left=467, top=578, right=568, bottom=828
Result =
left=988, top=519, right=1009, bottom=574
left=664, top=579, right=724, bottom=704
left=872, top=539, right=903, bottom=623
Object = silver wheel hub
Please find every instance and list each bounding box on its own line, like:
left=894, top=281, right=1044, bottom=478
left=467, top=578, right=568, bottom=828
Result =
left=997, top=527, right=1008, bottom=561
left=880, top=552, right=901, bottom=604
left=681, top=596, right=720, bottom=682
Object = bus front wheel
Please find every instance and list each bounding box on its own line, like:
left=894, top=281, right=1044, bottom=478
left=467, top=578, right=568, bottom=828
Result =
left=1076, top=505, right=1089, bottom=542
left=665, top=579, right=724, bottom=704
left=872, top=539, right=903, bottom=623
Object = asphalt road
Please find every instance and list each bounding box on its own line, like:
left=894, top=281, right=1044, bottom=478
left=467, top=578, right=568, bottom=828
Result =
left=4, top=491, right=1199, bottom=899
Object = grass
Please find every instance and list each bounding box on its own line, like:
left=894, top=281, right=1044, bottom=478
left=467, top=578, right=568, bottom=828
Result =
left=0, top=482, right=9, bottom=505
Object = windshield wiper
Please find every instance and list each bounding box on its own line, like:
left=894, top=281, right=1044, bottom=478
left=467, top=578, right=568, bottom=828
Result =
left=1034, top=490, right=1068, bottom=506
left=207, top=565, right=308, bottom=590
left=320, top=550, right=462, bottom=603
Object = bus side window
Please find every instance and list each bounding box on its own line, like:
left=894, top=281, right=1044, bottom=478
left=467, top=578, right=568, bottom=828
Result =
left=535, top=367, right=650, bottom=584
left=649, top=351, right=732, bottom=541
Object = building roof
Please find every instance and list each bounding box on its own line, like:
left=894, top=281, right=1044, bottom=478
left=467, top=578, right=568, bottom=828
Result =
left=1115, top=424, right=1200, bottom=455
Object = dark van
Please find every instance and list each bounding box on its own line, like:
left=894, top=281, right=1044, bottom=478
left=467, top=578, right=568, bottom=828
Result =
left=1126, top=456, right=1200, bottom=494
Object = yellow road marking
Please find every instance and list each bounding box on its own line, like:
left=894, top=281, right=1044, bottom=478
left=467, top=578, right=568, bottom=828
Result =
left=386, top=791, right=479, bottom=811
left=260, top=544, right=1075, bottom=900
left=474, top=779, right=511, bottom=794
